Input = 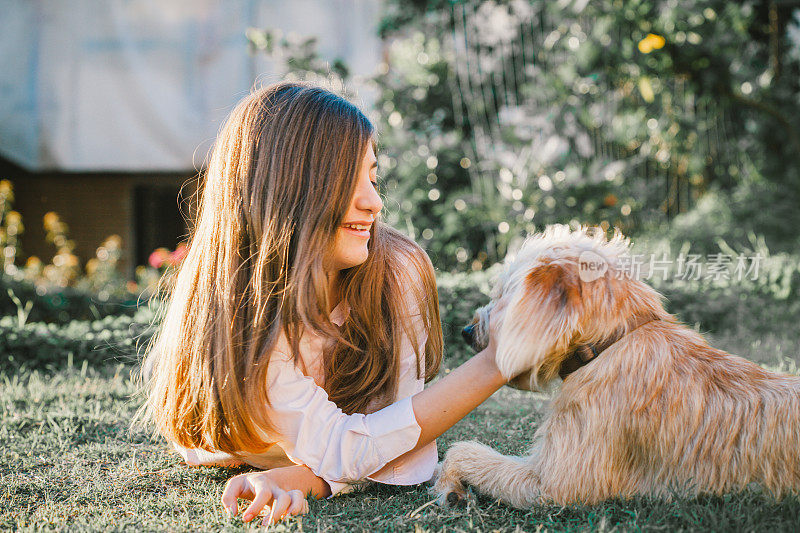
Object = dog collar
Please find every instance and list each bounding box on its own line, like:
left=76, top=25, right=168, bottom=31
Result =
left=558, top=313, right=660, bottom=380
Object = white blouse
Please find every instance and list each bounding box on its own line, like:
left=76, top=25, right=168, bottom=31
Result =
left=172, top=299, right=437, bottom=496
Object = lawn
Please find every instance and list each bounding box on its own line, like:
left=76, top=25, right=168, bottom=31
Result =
left=2, top=326, right=799, bottom=532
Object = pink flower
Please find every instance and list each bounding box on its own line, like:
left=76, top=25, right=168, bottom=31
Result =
left=169, top=243, right=188, bottom=266
left=148, top=248, right=170, bottom=269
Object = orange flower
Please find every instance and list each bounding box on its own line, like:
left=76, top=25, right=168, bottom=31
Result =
left=603, top=194, right=618, bottom=207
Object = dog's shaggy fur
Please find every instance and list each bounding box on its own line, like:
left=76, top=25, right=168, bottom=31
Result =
left=433, top=224, right=800, bottom=508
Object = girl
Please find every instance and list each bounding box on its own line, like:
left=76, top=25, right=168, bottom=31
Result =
left=137, top=81, right=506, bottom=526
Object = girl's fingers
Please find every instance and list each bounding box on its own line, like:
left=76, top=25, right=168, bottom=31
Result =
left=287, top=489, right=309, bottom=516
left=220, top=472, right=309, bottom=524
left=241, top=480, right=274, bottom=523
left=263, top=489, right=292, bottom=525
left=221, top=475, right=249, bottom=517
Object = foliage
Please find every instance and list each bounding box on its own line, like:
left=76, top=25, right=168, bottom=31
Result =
left=378, top=0, right=800, bottom=269
left=637, top=232, right=800, bottom=335
left=250, top=1, right=800, bottom=271
left=437, top=237, right=800, bottom=367
left=245, top=28, right=354, bottom=97
left=0, top=305, right=158, bottom=372
left=7, top=243, right=798, bottom=372
left=0, top=179, right=23, bottom=271
left=0, top=274, right=142, bottom=324
left=436, top=266, right=497, bottom=365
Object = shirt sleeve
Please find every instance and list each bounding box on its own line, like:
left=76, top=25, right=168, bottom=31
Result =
left=263, top=352, right=423, bottom=487
left=171, top=441, right=245, bottom=467
left=364, top=318, right=438, bottom=487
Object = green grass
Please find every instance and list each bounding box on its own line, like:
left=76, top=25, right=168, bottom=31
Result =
left=1, top=330, right=799, bottom=531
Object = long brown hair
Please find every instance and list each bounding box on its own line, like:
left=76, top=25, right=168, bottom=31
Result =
left=135, top=82, right=442, bottom=455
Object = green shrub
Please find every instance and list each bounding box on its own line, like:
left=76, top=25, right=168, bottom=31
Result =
left=640, top=234, right=800, bottom=333
left=436, top=266, right=497, bottom=367
left=0, top=305, right=158, bottom=372
left=1, top=270, right=492, bottom=372
left=7, top=240, right=796, bottom=373
left=0, top=274, right=142, bottom=324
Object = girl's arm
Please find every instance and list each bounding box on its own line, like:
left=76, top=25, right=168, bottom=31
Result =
left=411, top=345, right=503, bottom=448
left=221, top=344, right=503, bottom=523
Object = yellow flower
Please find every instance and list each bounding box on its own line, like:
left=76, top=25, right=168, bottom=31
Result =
left=638, top=33, right=666, bottom=54
left=6, top=211, right=22, bottom=225
left=105, top=234, right=123, bottom=249
left=638, top=76, right=655, bottom=103
left=43, top=211, right=60, bottom=228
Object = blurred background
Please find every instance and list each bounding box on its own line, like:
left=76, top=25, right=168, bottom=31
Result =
left=1, top=0, right=800, bottom=368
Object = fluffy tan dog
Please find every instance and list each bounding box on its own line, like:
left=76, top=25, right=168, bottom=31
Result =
left=433, top=224, right=800, bottom=508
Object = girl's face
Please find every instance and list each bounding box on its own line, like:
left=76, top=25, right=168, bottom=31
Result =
left=327, top=142, right=382, bottom=272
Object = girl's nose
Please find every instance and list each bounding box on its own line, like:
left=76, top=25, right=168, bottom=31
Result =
left=356, top=182, right=383, bottom=215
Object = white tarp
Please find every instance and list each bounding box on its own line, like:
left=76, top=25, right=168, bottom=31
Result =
left=0, top=0, right=381, bottom=171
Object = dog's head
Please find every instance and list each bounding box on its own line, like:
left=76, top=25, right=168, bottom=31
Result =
left=463, top=224, right=669, bottom=390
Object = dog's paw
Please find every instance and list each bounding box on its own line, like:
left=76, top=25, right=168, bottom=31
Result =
left=444, top=489, right=468, bottom=508
left=430, top=460, right=470, bottom=508
left=430, top=483, right=470, bottom=508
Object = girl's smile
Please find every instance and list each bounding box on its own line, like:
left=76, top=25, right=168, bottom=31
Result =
left=340, top=220, right=373, bottom=238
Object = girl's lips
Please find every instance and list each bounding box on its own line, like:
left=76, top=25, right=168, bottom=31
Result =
left=342, top=226, right=371, bottom=238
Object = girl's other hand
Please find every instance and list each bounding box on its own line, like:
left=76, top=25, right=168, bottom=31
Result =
left=474, top=299, right=501, bottom=369
left=221, top=469, right=310, bottom=525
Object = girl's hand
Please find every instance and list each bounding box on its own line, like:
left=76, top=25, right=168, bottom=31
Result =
left=221, top=469, right=311, bottom=525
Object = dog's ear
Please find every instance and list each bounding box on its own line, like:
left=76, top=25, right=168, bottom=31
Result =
left=495, top=260, right=582, bottom=388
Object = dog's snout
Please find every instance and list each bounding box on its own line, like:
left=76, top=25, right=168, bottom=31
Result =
left=462, top=323, right=476, bottom=345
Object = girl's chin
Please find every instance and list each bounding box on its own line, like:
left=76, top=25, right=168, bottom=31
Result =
left=327, top=248, right=369, bottom=271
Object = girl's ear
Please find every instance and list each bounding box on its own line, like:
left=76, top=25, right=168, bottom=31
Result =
left=495, top=261, right=582, bottom=387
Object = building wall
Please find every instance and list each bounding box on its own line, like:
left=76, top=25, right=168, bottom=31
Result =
left=0, top=0, right=382, bottom=171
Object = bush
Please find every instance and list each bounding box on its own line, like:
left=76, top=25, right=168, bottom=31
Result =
left=654, top=259, right=800, bottom=335
left=637, top=232, right=800, bottom=333
left=0, top=273, right=142, bottom=324
left=436, top=266, right=497, bottom=367
left=377, top=0, right=800, bottom=269
left=1, top=268, right=491, bottom=372
left=0, top=305, right=158, bottom=372
left=7, top=236, right=796, bottom=373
